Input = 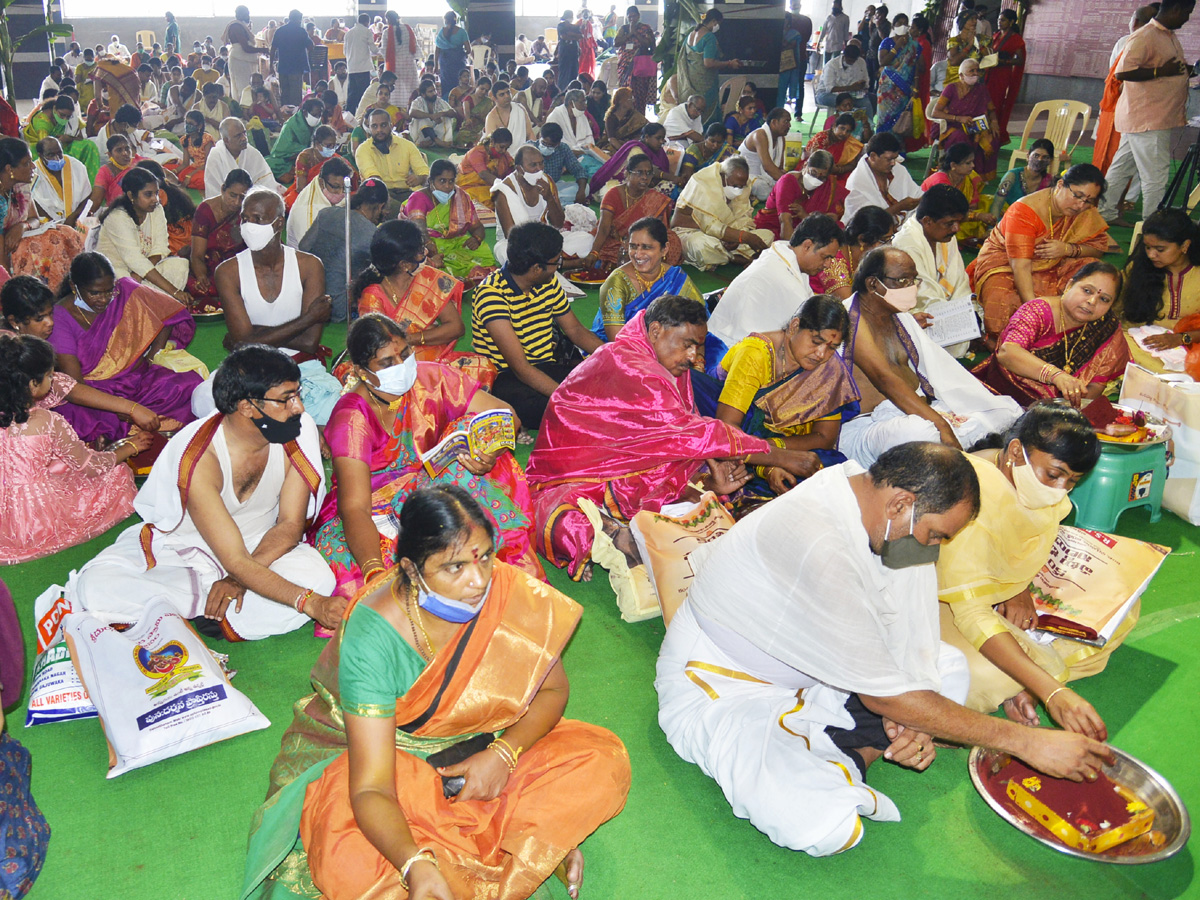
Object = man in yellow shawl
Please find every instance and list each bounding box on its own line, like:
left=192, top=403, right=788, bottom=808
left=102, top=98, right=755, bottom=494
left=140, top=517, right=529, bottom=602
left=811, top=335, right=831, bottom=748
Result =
left=671, top=155, right=773, bottom=270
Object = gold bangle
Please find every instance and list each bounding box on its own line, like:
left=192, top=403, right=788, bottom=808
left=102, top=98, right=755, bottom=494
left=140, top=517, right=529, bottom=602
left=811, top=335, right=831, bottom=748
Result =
left=493, top=736, right=522, bottom=763
left=1044, top=686, right=1067, bottom=708
left=487, top=740, right=518, bottom=772
left=769, top=437, right=787, bottom=450
left=399, top=848, right=438, bottom=891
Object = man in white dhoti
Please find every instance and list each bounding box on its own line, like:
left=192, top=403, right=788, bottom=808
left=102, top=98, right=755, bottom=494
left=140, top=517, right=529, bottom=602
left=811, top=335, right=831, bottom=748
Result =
left=709, top=214, right=844, bottom=347
left=843, top=131, right=922, bottom=224
left=546, top=89, right=604, bottom=177
left=740, top=106, right=791, bottom=201
left=891, top=185, right=977, bottom=358
left=663, top=95, right=706, bottom=152
left=656, top=442, right=1115, bottom=857
left=204, top=117, right=280, bottom=198
left=71, top=345, right=342, bottom=641
left=30, top=138, right=90, bottom=227
left=671, top=156, right=774, bottom=270
left=840, top=248, right=1021, bottom=465
left=484, top=81, right=536, bottom=144
left=223, top=5, right=269, bottom=106
left=407, top=79, right=456, bottom=149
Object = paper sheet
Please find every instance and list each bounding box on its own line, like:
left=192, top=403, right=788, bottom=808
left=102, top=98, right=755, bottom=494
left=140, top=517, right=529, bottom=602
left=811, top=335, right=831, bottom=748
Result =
left=922, top=297, right=982, bottom=347
left=1129, top=324, right=1188, bottom=372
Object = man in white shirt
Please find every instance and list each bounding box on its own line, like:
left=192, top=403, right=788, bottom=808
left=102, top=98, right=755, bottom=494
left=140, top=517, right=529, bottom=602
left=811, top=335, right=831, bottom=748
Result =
left=38, top=65, right=62, bottom=101
left=657, top=442, right=1112, bottom=857
left=844, top=132, right=921, bottom=224
left=204, top=117, right=281, bottom=198
left=663, top=95, right=706, bottom=152
left=891, top=185, right=976, bottom=357
left=709, top=214, right=843, bottom=347
left=342, top=12, right=380, bottom=114
left=822, top=2, right=851, bottom=61
left=106, top=35, right=130, bottom=61
left=62, top=42, right=84, bottom=69
left=816, top=43, right=871, bottom=117
left=515, top=33, right=534, bottom=65
left=329, top=60, right=350, bottom=108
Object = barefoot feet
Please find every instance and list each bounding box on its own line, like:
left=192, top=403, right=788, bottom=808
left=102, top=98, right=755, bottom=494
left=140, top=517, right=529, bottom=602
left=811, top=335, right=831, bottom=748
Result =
left=554, top=848, right=584, bottom=899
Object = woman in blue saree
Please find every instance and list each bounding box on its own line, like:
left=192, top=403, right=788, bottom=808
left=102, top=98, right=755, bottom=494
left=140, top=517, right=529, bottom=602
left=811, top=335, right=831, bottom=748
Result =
left=875, top=13, right=922, bottom=135
left=714, top=294, right=859, bottom=501
left=592, top=217, right=725, bottom=372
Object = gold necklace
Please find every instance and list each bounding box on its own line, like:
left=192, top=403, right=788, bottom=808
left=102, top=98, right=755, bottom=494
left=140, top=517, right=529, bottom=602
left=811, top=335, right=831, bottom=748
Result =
left=630, top=260, right=665, bottom=292
left=390, top=578, right=433, bottom=661
left=1054, top=299, right=1088, bottom=375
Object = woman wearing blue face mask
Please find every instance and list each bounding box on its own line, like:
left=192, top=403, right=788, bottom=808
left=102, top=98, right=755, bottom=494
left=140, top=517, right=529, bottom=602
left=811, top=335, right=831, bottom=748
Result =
left=400, top=158, right=497, bottom=289
left=313, top=312, right=541, bottom=602
left=248, top=483, right=629, bottom=900
left=937, top=401, right=1128, bottom=740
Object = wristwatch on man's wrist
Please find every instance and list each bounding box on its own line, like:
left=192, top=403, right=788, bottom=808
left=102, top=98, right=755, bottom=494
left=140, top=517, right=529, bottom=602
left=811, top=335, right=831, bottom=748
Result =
left=1183, top=332, right=1194, bottom=345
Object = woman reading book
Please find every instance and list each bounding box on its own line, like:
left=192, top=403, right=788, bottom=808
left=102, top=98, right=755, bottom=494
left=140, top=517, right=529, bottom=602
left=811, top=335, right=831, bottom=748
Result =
left=935, top=402, right=1134, bottom=736
left=314, top=314, right=543, bottom=602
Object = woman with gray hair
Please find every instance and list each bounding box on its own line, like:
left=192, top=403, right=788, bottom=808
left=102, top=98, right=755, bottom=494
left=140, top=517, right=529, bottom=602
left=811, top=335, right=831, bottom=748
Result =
left=754, top=148, right=839, bottom=241
left=545, top=87, right=604, bottom=177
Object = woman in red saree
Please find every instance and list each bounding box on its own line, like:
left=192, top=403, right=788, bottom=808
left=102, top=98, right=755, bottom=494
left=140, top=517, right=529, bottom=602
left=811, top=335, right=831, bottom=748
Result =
left=187, top=168, right=249, bottom=308
left=582, top=154, right=682, bottom=276
left=968, top=167, right=1110, bottom=345
left=579, top=9, right=599, bottom=78
left=755, top=150, right=839, bottom=240
left=244, top=484, right=629, bottom=900
left=975, top=262, right=1130, bottom=407
left=314, top=314, right=540, bottom=601
left=355, top=220, right=497, bottom=387
left=986, top=10, right=1026, bottom=137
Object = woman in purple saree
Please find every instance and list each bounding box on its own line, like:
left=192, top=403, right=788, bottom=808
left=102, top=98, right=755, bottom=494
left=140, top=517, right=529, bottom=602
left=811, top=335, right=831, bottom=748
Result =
left=48, top=252, right=202, bottom=442
left=589, top=122, right=682, bottom=197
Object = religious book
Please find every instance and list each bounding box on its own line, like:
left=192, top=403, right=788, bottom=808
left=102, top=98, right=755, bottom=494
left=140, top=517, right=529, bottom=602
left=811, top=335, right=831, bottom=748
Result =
left=965, top=114, right=991, bottom=136
left=1030, top=527, right=1169, bottom=646
left=419, top=409, right=516, bottom=477
left=921, top=297, right=981, bottom=347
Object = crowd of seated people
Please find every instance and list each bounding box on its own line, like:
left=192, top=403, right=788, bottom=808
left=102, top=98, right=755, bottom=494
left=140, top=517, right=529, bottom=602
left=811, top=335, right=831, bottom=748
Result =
left=3, top=3, right=1195, bottom=894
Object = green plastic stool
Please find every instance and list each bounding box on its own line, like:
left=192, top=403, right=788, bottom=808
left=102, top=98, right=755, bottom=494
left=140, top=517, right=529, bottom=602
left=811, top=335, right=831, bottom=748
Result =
left=1069, top=442, right=1167, bottom=531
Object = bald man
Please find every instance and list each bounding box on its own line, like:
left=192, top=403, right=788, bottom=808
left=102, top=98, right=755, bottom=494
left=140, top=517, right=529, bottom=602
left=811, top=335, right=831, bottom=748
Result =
left=192, top=189, right=341, bottom=425
left=204, top=116, right=280, bottom=198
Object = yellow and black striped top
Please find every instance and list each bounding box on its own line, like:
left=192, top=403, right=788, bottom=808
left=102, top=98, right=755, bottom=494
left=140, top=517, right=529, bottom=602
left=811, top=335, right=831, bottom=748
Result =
left=470, top=269, right=570, bottom=370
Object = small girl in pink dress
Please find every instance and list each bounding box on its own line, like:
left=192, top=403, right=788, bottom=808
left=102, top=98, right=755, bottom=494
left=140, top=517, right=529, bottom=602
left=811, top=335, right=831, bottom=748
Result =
left=0, top=333, right=150, bottom=564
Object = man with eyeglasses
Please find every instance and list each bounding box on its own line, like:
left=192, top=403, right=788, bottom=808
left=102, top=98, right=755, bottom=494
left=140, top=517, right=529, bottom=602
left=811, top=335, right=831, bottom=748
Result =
left=839, top=246, right=1021, bottom=466
left=843, top=131, right=921, bottom=225
left=191, top=189, right=342, bottom=427
left=71, top=344, right=342, bottom=641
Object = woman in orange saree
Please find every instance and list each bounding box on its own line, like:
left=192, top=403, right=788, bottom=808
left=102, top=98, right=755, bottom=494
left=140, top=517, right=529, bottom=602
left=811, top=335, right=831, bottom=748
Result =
left=456, top=128, right=514, bottom=206
left=242, top=485, right=630, bottom=900
left=166, top=111, right=214, bottom=190
left=582, top=154, right=682, bottom=276
left=355, top=220, right=497, bottom=387
left=968, top=168, right=1110, bottom=345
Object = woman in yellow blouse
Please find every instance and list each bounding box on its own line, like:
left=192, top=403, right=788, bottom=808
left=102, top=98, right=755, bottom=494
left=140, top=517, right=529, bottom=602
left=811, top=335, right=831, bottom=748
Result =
left=714, top=294, right=859, bottom=499
left=936, top=402, right=1131, bottom=738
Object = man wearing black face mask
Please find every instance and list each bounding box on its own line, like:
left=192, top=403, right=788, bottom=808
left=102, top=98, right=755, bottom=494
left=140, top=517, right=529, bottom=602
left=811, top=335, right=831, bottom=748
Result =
left=838, top=246, right=1021, bottom=466
left=655, top=441, right=1116, bottom=858
left=72, top=345, right=343, bottom=641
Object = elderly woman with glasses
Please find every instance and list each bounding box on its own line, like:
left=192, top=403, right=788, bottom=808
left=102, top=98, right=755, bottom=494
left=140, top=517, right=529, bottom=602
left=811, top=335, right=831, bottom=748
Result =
left=968, top=164, right=1110, bottom=347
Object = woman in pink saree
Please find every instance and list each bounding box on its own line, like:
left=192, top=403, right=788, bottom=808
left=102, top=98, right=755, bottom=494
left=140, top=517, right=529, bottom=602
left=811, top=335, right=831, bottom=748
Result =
left=315, top=314, right=542, bottom=600
left=526, top=301, right=773, bottom=579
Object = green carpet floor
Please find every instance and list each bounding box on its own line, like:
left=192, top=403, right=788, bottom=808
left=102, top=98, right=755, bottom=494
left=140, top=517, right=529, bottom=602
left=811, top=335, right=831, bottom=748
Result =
left=1, top=111, right=1196, bottom=900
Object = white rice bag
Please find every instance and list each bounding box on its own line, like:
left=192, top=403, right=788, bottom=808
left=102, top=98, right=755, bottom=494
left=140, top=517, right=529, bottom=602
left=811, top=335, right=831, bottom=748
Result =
left=26, top=582, right=96, bottom=726
left=63, top=597, right=269, bottom=778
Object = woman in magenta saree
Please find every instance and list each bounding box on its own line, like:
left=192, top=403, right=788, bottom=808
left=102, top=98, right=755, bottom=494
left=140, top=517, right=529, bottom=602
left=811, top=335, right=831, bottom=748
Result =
left=47, top=264, right=201, bottom=442
left=933, top=59, right=1001, bottom=181
left=314, top=315, right=543, bottom=600
left=526, top=309, right=770, bottom=579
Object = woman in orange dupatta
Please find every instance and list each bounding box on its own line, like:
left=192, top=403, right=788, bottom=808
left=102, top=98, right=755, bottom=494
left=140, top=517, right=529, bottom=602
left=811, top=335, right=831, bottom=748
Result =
left=355, top=220, right=497, bottom=387
left=167, top=111, right=214, bottom=191
left=242, top=485, right=630, bottom=900
left=457, top=128, right=514, bottom=206
left=968, top=167, right=1110, bottom=346
left=283, top=126, right=351, bottom=211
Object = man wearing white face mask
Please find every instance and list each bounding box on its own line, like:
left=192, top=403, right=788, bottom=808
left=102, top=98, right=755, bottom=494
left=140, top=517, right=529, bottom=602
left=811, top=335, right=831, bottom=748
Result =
left=710, top=214, right=845, bottom=347
left=191, top=189, right=342, bottom=426
left=71, top=345, right=341, bottom=642
left=844, top=132, right=922, bottom=224
left=205, top=117, right=281, bottom=199
left=656, top=441, right=1114, bottom=857
left=267, top=98, right=328, bottom=180
left=672, top=156, right=774, bottom=270
left=838, top=247, right=1021, bottom=467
